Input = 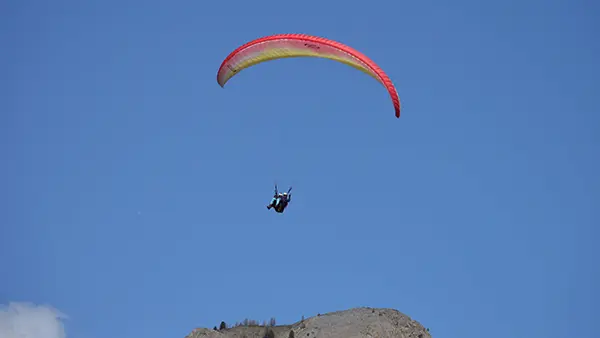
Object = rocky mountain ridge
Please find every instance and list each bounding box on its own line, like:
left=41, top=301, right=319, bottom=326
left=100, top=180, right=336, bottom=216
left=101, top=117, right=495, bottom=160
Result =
left=186, top=307, right=431, bottom=338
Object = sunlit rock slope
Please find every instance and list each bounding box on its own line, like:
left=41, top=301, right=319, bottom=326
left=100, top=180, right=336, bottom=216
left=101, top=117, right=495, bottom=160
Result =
left=186, top=307, right=431, bottom=338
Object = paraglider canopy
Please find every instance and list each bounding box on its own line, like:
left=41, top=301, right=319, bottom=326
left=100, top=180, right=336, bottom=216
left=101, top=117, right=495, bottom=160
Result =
left=216, top=33, right=401, bottom=118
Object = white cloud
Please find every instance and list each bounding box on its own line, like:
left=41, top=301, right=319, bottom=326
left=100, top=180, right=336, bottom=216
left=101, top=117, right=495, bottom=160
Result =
left=0, top=302, right=67, bottom=338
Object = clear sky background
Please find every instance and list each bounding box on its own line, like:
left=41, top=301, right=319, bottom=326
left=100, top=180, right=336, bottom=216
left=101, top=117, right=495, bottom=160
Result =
left=1, top=0, right=598, bottom=338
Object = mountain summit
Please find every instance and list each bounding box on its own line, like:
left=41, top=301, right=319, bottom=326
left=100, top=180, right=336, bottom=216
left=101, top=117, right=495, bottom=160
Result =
left=187, top=307, right=431, bottom=338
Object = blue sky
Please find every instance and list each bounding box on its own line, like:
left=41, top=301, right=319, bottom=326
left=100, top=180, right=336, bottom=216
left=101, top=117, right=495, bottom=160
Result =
left=1, top=0, right=598, bottom=338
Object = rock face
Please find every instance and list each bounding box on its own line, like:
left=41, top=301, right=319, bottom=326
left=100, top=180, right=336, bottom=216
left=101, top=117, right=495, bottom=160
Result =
left=186, top=307, right=431, bottom=338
